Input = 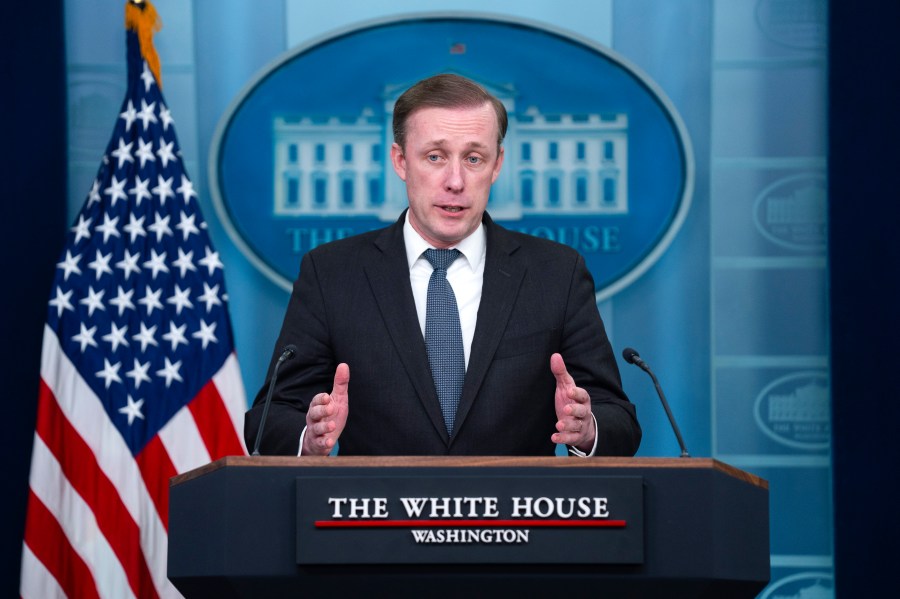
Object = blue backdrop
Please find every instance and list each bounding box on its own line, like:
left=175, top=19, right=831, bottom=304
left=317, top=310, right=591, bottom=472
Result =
left=4, top=1, right=896, bottom=597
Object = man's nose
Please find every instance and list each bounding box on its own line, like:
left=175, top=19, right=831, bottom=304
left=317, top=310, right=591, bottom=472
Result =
left=444, top=160, right=464, bottom=192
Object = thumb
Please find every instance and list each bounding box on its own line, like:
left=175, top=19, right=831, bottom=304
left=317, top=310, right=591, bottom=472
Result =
left=332, top=363, right=350, bottom=398
left=550, top=353, right=572, bottom=385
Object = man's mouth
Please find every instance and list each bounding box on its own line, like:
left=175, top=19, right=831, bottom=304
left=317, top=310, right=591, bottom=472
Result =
left=441, top=206, right=463, bottom=213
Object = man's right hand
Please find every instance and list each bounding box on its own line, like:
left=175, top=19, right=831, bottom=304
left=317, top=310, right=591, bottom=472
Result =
left=302, top=363, right=349, bottom=456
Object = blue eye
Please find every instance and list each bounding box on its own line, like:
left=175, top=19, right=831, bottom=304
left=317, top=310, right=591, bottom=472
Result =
left=427, top=154, right=440, bottom=162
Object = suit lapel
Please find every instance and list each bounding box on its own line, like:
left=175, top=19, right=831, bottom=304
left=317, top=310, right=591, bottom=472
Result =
left=364, top=213, right=450, bottom=443
left=453, top=216, right=525, bottom=439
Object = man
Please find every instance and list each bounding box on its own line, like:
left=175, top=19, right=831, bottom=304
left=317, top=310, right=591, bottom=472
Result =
left=244, top=73, right=641, bottom=457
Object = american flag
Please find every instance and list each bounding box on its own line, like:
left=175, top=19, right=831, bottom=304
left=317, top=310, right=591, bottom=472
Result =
left=19, top=3, right=247, bottom=597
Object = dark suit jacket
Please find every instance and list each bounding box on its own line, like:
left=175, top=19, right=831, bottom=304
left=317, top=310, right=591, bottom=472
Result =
left=245, top=212, right=641, bottom=456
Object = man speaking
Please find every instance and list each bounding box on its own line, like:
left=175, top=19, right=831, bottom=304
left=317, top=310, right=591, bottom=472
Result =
left=244, top=73, right=641, bottom=457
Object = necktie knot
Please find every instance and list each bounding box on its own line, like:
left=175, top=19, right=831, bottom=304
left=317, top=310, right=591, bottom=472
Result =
left=424, top=248, right=461, bottom=273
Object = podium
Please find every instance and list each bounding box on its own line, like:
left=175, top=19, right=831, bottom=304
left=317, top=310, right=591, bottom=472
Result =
left=168, top=456, right=769, bottom=598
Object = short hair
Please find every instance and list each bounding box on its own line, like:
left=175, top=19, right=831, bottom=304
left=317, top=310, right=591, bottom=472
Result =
left=392, top=73, right=508, bottom=150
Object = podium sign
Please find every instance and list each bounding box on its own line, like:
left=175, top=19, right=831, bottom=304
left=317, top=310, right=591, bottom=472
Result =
left=169, top=456, right=769, bottom=598
left=296, top=474, right=644, bottom=564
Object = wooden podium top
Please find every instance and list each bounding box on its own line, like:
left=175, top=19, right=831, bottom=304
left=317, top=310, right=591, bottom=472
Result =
left=171, top=455, right=767, bottom=490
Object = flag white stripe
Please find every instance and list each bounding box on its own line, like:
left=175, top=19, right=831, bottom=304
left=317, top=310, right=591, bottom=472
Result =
left=40, top=326, right=144, bottom=523
left=19, top=544, right=67, bottom=599
left=141, top=532, right=183, bottom=599
left=158, top=405, right=210, bottom=474
left=28, top=435, right=136, bottom=599
left=213, top=352, right=248, bottom=453
left=40, top=325, right=179, bottom=599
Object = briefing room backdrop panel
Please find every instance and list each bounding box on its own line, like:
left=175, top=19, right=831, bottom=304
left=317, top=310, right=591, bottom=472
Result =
left=63, top=1, right=830, bottom=596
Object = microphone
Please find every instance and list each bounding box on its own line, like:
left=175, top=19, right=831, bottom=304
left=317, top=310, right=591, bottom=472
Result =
left=251, top=344, right=297, bottom=456
left=622, top=347, right=690, bottom=458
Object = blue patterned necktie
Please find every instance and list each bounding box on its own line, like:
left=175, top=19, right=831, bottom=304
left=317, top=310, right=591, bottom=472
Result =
left=423, top=248, right=465, bottom=435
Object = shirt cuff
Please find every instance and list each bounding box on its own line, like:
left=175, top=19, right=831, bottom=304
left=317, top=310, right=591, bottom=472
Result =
left=567, top=412, right=599, bottom=457
left=297, top=425, right=307, bottom=456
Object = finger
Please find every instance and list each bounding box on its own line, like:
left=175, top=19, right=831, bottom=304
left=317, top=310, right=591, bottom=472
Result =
left=550, top=353, right=565, bottom=374
left=309, top=395, right=341, bottom=433
left=564, top=398, right=591, bottom=418
left=552, top=415, right=593, bottom=445
left=309, top=391, right=329, bottom=407
left=332, top=363, right=350, bottom=400
left=556, top=415, right=585, bottom=434
left=550, top=353, right=573, bottom=386
left=552, top=430, right=583, bottom=445
left=570, top=415, right=587, bottom=433
left=307, top=393, right=331, bottom=420
left=310, top=418, right=337, bottom=437
left=310, top=431, right=334, bottom=450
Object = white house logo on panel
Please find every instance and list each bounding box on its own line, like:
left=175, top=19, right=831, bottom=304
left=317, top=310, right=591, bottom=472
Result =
left=754, top=372, right=830, bottom=450
left=759, top=572, right=833, bottom=599
left=211, top=15, right=691, bottom=300
left=753, top=173, right=826, bottom=251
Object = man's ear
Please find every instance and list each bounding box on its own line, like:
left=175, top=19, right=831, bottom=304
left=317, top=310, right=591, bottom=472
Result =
left=491, top=145, right=505, bottom=184
left=390, top=142, right=407, bottom=181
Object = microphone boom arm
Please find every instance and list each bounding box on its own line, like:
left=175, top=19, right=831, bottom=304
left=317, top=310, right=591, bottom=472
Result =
left=641, top=360, right=690, bottom=458
left=623, top=347, right=690, bottom=458
left=251, top=345, right=296, bottom=456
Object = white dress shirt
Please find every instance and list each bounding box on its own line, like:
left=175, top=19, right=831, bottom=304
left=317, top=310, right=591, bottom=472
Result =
left=403, top=213, right=485, bottom=369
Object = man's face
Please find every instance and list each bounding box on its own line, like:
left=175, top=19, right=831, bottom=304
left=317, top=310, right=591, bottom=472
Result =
left=390, top=103, right=504, bottom=248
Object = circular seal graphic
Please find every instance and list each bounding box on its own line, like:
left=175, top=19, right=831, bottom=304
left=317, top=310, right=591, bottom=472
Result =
left=753, top=173, right=826, bottom=251
left=755, top=0, right=828, bottom=50
left=210, top=13, right=693, bottom=301
left=759, top=572, right=833, bottom=599
left=753, top=371, right=830, bottom=451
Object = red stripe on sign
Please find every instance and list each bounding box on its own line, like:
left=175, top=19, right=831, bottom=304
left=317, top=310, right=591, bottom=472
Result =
left=315, top=519, right=626, bottom=528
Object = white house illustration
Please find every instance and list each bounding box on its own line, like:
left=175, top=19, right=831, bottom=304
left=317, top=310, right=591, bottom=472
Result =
left=272, top=77, right=629, bottom=220
left=769, top=382, right=830, bottom=424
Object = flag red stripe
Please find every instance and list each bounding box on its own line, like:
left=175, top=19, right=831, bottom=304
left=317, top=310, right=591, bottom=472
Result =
left=136, top=434, right=177, bottom=531
left=23, top=490, right=100, bottom=599
left=34, top=379, right=160, bottom=599
left=189, top=380, right=246, bottom=459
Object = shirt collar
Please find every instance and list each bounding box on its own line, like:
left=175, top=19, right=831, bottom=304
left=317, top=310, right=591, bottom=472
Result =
left=403, top=211, right=486, bottom=272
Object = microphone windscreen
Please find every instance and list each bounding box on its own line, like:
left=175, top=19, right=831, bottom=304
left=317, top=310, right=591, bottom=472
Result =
left=622, top=347, right=639, bottom=364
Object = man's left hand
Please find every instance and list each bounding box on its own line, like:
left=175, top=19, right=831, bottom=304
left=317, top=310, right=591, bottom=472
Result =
left=550, top=353, right=595, bottom=452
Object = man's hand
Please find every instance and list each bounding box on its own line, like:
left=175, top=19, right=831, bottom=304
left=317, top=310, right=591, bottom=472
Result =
left=550, top=353, right=595, bottom=452
left=302, top=363, right=350, bottom=456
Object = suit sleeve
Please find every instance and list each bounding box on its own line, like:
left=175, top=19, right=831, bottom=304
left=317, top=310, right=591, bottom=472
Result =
left=560, top=254, right=642, bottom=456
left=244, top=252, right=337, bottom=455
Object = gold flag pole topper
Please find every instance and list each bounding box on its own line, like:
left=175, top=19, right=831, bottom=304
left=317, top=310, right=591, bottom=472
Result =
left=125, top=0, right=163, bottom=88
